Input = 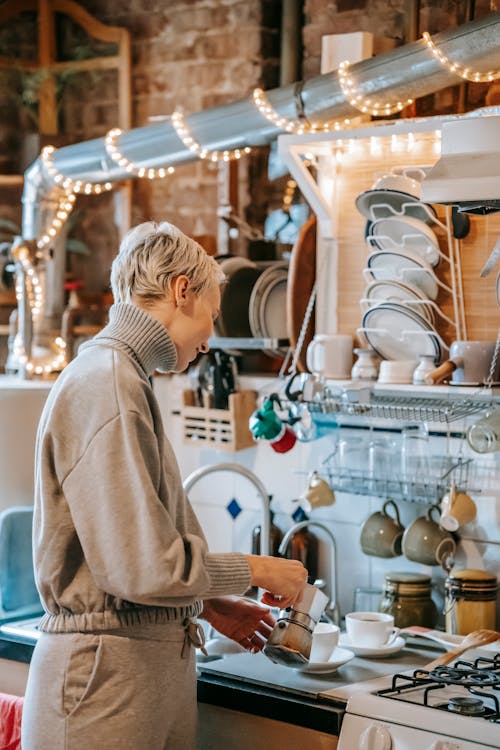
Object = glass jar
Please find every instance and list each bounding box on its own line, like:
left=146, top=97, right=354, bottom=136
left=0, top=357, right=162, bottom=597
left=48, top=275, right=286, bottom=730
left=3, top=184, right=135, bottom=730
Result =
left=351, top=348, right=379, bottom=381
left=445, top=568, right=497, bottom=635
left=378, top=572, right=438, bottom=628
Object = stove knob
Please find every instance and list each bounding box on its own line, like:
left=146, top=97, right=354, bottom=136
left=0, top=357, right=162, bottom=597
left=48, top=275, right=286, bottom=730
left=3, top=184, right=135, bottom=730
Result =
left=359, top=723, right=393, bottom=750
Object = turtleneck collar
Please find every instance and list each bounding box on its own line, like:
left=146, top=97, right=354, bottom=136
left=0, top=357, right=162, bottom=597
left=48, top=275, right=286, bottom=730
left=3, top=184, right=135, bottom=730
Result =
left=80, top=302, right=178, bottom=376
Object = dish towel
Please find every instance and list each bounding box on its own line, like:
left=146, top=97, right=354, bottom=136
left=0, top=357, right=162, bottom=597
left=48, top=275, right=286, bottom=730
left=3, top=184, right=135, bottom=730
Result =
left=0, top=506, right=43, bottom=622
left=0, top=692, right=23, bottom=750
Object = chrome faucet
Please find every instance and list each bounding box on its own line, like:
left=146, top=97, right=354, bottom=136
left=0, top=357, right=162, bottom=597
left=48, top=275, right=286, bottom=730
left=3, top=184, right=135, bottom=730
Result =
left=183, top=462, right=270, bottom=557
left=278, top=520, right=340, bottom=626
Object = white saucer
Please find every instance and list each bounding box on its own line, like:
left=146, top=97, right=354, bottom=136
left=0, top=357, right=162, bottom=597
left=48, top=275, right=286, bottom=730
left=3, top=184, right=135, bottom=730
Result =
left=339, top=633, right=405, bottom=658
left=295, top=646, right=355, bottom=674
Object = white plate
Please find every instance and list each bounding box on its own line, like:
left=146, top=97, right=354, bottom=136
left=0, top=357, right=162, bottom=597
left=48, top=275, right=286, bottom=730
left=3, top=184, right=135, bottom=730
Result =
left=339, top=633, right=405, bottom=658
left=365, top=279, right=435, bottom=326
left=366, top=250, right=439, bottom=300
left=295, top=646, right=355, bottom=674
left=356, top=189, right=436, bottom=224
left=361, top=302, right=442, bottom=362
left=249, top=263, right=288, bottom=357
left=368, top=216, right=440, bottom=267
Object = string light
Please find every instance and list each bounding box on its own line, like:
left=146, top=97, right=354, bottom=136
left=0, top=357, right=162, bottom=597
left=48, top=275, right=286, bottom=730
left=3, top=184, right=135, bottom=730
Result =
left=252, top=87, right=351, bottom=133
left=422, top=31, right=500, bottom=82
left=338, top=60, right=413, bottom=116
left=36, top=190, right=77, bottom=252
left=105, top=128, right=175, bottom=178
left=41, top=146, right=114, bottom=195
left=171, top=110, right=251, bottom=162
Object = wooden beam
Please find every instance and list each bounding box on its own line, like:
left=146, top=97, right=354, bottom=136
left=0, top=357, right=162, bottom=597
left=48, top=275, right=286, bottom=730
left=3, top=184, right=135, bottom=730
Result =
left=38, top=0, right=58, bottom=135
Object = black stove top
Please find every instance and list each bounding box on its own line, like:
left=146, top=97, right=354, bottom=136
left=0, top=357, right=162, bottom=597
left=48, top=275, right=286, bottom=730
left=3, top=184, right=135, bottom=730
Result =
left=376, top=653, right=500, bottom=722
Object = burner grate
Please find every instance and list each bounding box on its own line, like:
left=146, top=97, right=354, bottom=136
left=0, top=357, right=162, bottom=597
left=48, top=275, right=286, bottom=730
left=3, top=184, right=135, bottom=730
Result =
left=376, top=654, right=500, bottom=720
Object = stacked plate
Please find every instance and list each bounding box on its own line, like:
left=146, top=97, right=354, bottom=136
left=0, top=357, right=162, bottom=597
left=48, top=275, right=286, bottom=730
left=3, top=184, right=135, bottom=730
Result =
left=357, top=176, right=443, bottom=367
left=215, top=257, right=288, bottom=357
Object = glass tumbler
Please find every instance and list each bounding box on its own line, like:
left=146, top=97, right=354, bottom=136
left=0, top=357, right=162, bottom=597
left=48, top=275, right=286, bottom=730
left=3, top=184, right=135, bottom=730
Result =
left=337, top=433, right=368, bottom=492
left=400, top=424, right=430, bottom=499
left=466, top=408, right=500, bottom=453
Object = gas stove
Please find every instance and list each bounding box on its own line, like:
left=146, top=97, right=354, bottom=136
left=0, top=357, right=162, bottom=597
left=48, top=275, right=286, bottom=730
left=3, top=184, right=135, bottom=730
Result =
left=338, top=649, right=500, bottom=749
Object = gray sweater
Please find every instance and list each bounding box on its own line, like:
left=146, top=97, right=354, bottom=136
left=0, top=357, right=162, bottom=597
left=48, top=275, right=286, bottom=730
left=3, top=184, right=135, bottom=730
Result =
left=34, top=302, right=251, bottom=633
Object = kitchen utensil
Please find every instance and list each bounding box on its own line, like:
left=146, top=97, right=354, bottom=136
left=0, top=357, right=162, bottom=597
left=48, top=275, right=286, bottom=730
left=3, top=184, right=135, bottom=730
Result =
left=466, top=407, right=500, bottom=453
left=480, top=234, right=500, bottom=277
left=220, top=265, right=262, bottom=338
left=263, top=583, right=328, bottom=667
left=378, top=359, right=418, bottom=384
left=368, top=215, right=441, bottom=267
left=401, top=504, right=456, bottom=566
left=306, top=333, right=353, bottom=379
left=294, top=646, right=354, bottom=674
left=362, top=303, right=442, bottom=362
left=420, top=628, right=500, bottom=672
left=299, top=470, right=335, bottom=511
left=248, top=262, right=288, bottom=356
left=451, top=205, right=470, bottom=239
left=215, top=256, right=257, bottom=338
left=366, top=250, right=439, bottom=300
left=309, top=622, right=340, bottom=662
left=439, top=483, right=477, bottom=531
left=355, top=167, right=436, bottom=225
left=339, top=632, right=405, bottom=657
left=351, top=348, right=379, bottom=381
left=359, top=500, right=404, bottom=558
left=345, top=611, right=400, bottom=649
left=413, top=354, right=437, bottom=385
left=364, top=279, right=435, bottom=325
left=399, top=625, right=464, bottom=650
left=287, top=216, right=316, bottom=372
left=425, top=340, right=499, bottom=385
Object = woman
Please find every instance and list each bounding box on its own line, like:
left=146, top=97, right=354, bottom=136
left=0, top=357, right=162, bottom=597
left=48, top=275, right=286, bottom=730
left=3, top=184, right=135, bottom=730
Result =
left=21, top=221, right=306, bottom=750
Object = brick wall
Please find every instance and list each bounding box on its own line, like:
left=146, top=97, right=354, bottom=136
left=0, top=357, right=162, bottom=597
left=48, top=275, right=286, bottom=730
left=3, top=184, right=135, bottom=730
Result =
left=0, top=0, right=496, bottom=300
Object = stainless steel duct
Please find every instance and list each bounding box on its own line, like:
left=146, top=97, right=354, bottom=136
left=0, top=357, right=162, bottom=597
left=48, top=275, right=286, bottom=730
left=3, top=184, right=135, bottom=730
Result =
left=12, top=12, right=500, bottom=374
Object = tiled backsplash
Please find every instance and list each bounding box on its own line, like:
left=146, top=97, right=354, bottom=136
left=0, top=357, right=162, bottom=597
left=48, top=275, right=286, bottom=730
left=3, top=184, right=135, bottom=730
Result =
left=154, top=375, right=500, bottom=627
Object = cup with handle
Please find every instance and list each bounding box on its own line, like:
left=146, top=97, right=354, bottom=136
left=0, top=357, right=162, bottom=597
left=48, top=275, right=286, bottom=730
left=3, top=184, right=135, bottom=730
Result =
left=306, top=333, right=353, bottom=379
left=309, top=622, right=340, bottom=663
left=345, top=611, right=400, bottom=648
left=359, top=500, right=404, bottom=558
left=439, top=484, right=477, bottom=531
left=402, top=504, right=456, bottom=566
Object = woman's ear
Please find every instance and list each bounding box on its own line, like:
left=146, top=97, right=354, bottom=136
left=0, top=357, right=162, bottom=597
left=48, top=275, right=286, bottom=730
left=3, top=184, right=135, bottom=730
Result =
left=170, top=275, right=190, bottom=308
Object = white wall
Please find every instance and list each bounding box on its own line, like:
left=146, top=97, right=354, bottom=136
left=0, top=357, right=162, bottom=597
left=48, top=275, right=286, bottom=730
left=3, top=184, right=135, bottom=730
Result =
left=155, top=374, right=500, bottom=627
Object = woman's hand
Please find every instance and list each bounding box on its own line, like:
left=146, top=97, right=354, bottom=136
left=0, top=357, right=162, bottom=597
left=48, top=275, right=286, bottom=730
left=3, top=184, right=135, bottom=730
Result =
left=201, top=596, right=276, bottom=652
left=244, top=555, right=307, bottom=609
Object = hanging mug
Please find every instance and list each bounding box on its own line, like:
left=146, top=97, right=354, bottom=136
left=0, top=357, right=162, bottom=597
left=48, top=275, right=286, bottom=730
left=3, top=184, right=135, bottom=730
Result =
left=359, top=500, right=404, bottom=558
left=300, top=470, right=335, bottom=512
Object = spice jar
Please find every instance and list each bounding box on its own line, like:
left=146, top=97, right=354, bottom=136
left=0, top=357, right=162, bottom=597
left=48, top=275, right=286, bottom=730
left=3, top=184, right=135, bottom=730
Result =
left=445, top=568, right=498, bottom=635
left=378, top=572, right=438, bottom=628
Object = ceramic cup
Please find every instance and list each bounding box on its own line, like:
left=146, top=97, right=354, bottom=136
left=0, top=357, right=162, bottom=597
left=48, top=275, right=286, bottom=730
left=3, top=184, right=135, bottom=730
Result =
left=450, top=341, right=499, bottom=385
left=345, top=611, right=400, bottom=648
left=359, top=500, right=404, bottom=558
left=402, top=504, right=456, bottom=566
left=440, top=484, right=477, bottom=532
left=300, top=470, right=336, bottom=511
left=378, top=360, right=418, bottom=384
left=306, top=334, right=353, bottom=379
left=309, top=622, right=340, bottom=663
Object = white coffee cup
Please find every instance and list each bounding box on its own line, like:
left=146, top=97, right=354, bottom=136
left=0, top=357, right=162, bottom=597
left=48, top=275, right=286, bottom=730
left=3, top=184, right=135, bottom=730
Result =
left=306, top=334, right=353, bottom=379
left=345, top=611, right=400, bottom=648
left=309, top=622, right=340, bottom=663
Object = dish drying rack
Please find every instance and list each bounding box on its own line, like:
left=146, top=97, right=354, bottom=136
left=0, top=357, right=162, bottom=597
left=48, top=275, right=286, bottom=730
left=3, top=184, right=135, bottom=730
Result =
left=313, top=454, right=478, bottom=505
left=307, top=387, right=495, bottom=425
left=360, top=198, right=467, bottom=351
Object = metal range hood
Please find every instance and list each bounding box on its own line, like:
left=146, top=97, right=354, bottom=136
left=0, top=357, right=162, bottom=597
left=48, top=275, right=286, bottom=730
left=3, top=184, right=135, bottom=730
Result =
left=421, top=113, right=500, bottom=214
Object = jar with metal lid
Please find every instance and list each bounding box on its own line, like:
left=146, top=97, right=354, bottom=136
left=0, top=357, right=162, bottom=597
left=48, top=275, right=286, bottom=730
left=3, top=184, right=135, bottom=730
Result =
left=445, top=568, right=497, bottom=635
left=378, top=572, right=438, bottom=628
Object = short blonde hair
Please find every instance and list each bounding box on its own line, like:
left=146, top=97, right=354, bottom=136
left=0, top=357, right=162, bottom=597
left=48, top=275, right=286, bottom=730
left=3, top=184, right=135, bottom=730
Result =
left=110, top=221, right=225, bottom=303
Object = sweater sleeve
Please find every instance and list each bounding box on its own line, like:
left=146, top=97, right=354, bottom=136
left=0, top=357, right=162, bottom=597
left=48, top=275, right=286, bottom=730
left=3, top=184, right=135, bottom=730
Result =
left=61, top=409, right=251, bottom=605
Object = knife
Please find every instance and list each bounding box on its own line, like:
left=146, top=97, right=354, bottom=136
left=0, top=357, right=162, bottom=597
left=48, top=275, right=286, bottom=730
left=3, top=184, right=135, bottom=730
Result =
left=480, top=235, right=500, bottom=277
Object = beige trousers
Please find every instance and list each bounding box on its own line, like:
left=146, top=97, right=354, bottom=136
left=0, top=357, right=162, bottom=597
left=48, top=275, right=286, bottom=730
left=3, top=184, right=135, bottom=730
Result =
left=21, top=622, right=198, bottom=750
